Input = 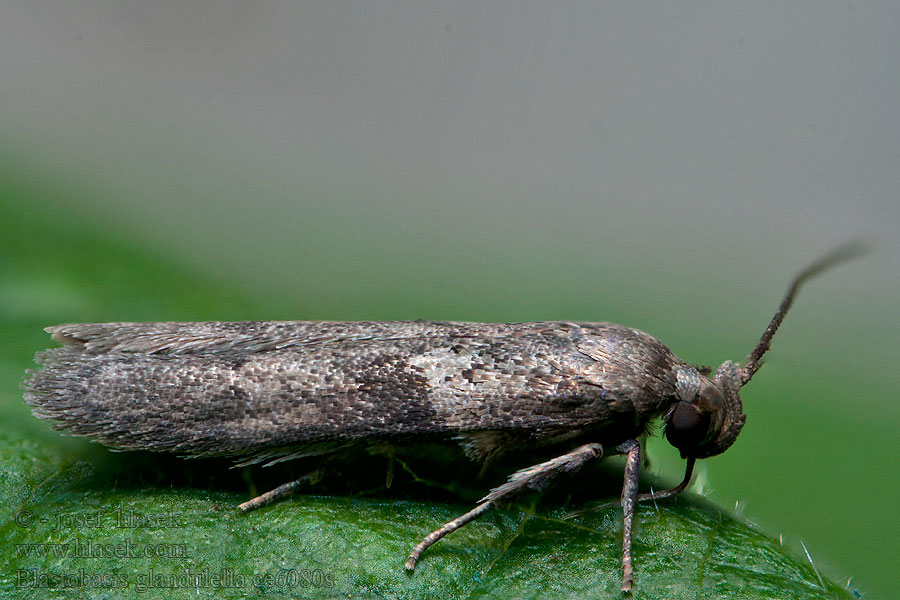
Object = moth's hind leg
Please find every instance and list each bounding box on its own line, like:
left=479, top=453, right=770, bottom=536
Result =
left=405, top=442, right=604, bottom=570
left=238, top=442, right=355, bottom=512
left=239, top=470, right=322, bottom=512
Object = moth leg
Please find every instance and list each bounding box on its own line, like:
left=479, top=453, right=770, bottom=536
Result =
left=405, top=501, right=495, bottom=570
left=238, top=472, right=319, bottom=512
left=405, top=442, right=604, bottom=570
left=617, top=439, right=641, bottom=593
left=636, top=456, right=695, bottom=503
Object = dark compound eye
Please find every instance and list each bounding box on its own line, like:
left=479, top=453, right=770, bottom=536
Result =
left=665, top=402, right=712, bottom=451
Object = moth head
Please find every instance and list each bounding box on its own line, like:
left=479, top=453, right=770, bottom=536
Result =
left=665, top=242, right=864, bottom=461
left=665, top=363, right=745, bottom=459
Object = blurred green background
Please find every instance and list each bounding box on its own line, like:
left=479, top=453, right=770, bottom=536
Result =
left=1, top=3, right=898, bottom=598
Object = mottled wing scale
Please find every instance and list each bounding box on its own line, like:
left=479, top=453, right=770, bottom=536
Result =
left=24, top=321, right=682, bottom=465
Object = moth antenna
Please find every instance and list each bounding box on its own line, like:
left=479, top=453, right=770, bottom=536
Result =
left=741, top=241, right=867, bottom=386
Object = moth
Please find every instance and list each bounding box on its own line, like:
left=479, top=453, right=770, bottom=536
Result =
left=22, top=245, right=859, bottom=592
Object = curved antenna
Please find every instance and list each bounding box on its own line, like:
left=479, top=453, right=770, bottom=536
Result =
left=741, top=241, right=867, bottom=386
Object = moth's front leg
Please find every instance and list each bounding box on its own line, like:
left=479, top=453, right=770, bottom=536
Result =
left=616, top=439, right=641, bottom=593
left=405, top=442, right=604, bottom=570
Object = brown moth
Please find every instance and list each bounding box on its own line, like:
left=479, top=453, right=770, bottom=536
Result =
left=23, top=244, right=861, bottom=592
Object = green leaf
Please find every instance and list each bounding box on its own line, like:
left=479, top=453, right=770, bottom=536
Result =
left=0, top=181, right=854, bottom=599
